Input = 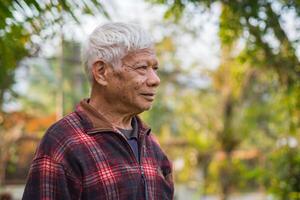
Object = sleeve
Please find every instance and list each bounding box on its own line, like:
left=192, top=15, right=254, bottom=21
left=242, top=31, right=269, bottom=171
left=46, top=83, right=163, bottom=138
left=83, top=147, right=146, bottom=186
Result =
left=22, top=156, right=82, bottom=200
left=149, top=134, right=174, bottom=186
left=161, top=154, right=174, bottom=186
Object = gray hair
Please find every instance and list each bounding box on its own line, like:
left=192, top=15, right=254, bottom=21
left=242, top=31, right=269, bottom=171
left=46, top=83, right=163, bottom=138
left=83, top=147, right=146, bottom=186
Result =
left=82, top=22, right=154, bottom=83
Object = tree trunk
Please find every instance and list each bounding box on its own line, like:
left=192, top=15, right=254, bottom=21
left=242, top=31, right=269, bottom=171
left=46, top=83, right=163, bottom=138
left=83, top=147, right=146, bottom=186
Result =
left=56, top=33, right=64, bottom=120
left=0, top=150, right=7, bottom=187
left=219, top=154, right=232, bottom=200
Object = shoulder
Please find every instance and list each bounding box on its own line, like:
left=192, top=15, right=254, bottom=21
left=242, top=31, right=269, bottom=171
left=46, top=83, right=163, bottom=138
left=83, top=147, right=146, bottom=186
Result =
left=147, top=132, right=170, bottom=161
left=47, top=112, right=83, bottom=136
left=146, top=132, right=173, bottom=178
left=34, top=112, right=84, bottom=162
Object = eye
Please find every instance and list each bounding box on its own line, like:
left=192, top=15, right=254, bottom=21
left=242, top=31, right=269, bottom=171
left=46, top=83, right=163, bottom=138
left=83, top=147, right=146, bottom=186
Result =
left=135, top=65, right=148, bottom=73
left=153, top=66, right=159, bottom=72
left=138, top=65, right=148, bottom=70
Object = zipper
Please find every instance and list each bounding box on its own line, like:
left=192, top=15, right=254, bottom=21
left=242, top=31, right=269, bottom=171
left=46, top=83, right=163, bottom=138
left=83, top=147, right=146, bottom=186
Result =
left=108, top=129, right=149, bottom=200
left=141, top=166, right=149, bottom=200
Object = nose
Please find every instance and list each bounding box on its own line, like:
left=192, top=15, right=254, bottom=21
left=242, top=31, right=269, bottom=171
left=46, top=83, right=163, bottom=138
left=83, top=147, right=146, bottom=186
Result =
left=147, top=68, right=160, bottom=87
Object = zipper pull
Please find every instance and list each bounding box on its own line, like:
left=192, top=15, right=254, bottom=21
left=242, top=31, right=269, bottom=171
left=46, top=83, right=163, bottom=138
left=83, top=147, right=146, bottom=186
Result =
left=140, top=166, right=148, bottom=200
left=140, top=166, right=145, bottom=176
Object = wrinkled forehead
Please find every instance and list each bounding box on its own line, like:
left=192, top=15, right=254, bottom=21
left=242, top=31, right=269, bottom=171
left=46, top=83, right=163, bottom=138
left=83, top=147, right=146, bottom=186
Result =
left=121, top=48, right=157, bottom=64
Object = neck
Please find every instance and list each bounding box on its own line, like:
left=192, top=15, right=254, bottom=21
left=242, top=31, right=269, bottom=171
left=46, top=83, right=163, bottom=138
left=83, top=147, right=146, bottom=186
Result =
left=89, top=88, right=134, bottom=130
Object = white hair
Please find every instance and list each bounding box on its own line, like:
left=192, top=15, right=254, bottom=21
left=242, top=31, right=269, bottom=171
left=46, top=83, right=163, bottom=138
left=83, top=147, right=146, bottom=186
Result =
left=81, top=22, right=154, bottom=83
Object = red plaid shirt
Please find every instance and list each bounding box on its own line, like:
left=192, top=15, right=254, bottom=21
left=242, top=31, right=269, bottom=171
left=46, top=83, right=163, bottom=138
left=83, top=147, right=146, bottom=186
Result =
left=22, top=100, right=174, bottom=200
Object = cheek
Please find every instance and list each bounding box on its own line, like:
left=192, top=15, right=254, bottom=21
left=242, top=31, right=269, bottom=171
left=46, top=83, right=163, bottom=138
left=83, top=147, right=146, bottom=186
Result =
left=134, top=80, right=144, bottom=90
left=134, top=76, right=147, bottom=90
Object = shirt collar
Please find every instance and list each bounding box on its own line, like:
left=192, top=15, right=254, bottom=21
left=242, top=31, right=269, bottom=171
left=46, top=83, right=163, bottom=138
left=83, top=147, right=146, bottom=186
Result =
left=118, top=117, right=139, bottom=139
left=75, top=99, right=150, bottom=135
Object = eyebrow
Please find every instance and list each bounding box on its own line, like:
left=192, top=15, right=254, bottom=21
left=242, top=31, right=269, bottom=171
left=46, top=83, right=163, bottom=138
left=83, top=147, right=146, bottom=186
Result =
left=134, top=60, right=158, bottom=66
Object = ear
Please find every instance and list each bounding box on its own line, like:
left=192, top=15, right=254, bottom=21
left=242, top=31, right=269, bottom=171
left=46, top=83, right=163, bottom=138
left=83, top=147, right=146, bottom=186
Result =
left=92, top=60, right=109, bottom=86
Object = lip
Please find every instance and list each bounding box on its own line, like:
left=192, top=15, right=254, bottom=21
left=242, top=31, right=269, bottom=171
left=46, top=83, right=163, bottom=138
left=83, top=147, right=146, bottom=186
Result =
left=140, top=93, right=156, bottom=100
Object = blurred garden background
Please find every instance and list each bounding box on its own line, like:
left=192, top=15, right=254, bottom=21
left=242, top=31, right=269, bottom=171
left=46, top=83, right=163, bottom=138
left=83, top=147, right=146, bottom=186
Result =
left=0, top=0, right=300, bottom=199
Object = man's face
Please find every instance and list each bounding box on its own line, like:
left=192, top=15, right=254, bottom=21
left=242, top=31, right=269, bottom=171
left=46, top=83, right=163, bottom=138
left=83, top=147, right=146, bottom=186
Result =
left=105, top=48, right=160, bottom=114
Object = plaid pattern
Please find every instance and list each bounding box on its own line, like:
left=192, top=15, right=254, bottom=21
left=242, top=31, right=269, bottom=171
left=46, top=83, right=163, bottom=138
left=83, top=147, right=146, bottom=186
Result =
left=22, top=102, right=174, bottom=200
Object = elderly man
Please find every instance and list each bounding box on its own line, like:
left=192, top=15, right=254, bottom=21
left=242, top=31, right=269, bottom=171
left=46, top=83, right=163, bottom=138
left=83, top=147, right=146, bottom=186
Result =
left=22, top=22, right=174, bottom=200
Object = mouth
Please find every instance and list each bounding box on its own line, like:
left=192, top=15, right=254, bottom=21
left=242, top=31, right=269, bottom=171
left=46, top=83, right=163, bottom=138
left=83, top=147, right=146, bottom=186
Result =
left=140, top=93, right=156, bottom=100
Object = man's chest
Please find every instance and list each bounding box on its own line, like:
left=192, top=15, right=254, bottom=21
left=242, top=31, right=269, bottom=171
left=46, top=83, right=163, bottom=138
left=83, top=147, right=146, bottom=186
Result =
left=71, top=133, right=172, bottom=200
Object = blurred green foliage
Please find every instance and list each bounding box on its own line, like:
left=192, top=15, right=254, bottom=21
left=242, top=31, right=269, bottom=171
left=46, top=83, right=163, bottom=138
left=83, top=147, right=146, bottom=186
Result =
left=0, top=0, right=107, bottom=109
left=149, top=0, right=300, bottom=199
left=1, top=0, right=300, bottom=199
left=268, top=146, right=300, bottom=200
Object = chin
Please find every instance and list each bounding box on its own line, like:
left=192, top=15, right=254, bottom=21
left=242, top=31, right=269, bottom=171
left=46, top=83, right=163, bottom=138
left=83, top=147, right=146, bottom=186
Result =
left=143, top=106, right=151, bottom=111
left=144, top=104, right=153, bottom=111
left=137, top=104, right=152, bottom=113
